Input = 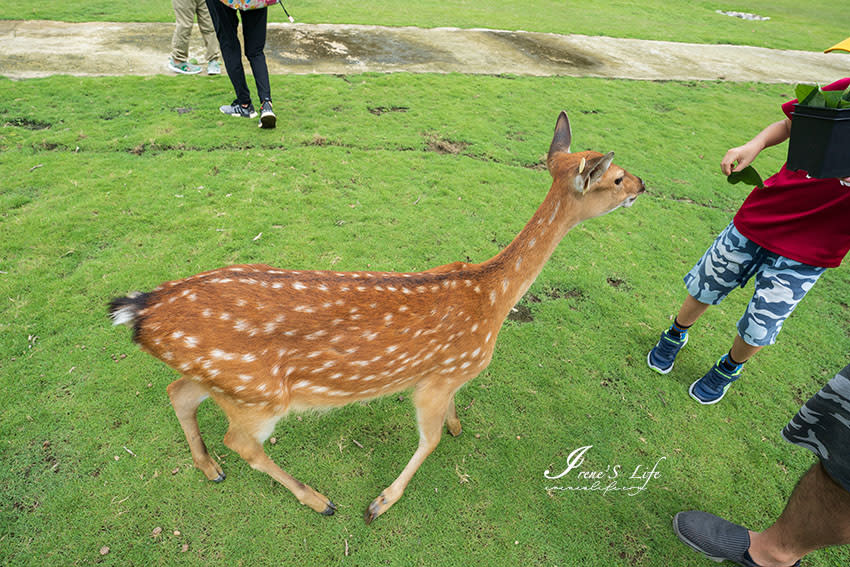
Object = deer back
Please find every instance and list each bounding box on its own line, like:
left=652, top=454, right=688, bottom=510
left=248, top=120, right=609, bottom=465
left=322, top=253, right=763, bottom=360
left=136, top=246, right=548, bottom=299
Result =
left=134, top=264, right=501, bottom=413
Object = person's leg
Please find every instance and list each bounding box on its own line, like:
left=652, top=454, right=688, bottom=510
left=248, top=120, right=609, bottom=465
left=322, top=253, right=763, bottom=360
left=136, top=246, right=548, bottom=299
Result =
left=239, top=7, right=272, bottom=103
left=648, top=222, right=750, bottom=375
left=196, top=0, right=221, bottom=65
left=748, top=461, right=850, bottom=567
left=735, top=255, right=826, bottom=352
left=170, top=0, right=196, bottom=63
left=728, top=334, right=762, bottom=364
left=690, top=251, right=825, bottom=404
left=674, top=294, right=710, bottom=328
left=676, top=363, right=850, bottom=565
left=205, top=0, right=252, bottom=105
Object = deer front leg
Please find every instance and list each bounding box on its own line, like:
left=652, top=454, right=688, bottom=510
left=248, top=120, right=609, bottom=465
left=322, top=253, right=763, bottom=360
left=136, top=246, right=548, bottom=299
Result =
left=167, top=377, right=225, bottom=482
left=365, top=384, right=454, bottom=524
left=221, top=414, right=336, bottom=516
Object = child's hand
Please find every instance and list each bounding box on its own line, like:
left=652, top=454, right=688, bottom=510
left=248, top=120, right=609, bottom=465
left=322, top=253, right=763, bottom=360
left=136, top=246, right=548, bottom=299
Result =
left=721, top=142, right=761, bottom=176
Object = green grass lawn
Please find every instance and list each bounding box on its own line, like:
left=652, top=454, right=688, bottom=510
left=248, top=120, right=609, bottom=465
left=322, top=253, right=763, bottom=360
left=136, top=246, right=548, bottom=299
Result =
left=3, top=1, right=850, bottom=563
left=2, top=73, right=849, bottom=566
left=3, top=0, right=848, bottom=52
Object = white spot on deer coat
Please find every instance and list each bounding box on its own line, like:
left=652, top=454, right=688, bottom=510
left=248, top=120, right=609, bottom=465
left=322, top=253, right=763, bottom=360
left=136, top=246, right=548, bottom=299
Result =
left=210, top=349, right=235, bottom=361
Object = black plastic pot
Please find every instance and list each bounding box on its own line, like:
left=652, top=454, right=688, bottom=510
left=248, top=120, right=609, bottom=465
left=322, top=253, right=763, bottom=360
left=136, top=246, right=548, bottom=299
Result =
left=787, top=104, right=850, bottom=179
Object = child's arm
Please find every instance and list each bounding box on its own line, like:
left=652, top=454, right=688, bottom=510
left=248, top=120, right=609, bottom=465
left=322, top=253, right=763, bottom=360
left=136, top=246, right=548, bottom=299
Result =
left=721, top=118, right=792, bottom=175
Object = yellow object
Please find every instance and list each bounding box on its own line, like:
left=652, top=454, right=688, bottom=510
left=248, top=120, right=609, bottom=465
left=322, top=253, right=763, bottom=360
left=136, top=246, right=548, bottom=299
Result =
left=825, top=37, right=850, bottom=53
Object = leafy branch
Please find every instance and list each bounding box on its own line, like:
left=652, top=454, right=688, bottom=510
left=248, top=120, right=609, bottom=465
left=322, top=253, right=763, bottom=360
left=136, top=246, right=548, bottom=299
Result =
left=795, top=83, right=850, bottom=109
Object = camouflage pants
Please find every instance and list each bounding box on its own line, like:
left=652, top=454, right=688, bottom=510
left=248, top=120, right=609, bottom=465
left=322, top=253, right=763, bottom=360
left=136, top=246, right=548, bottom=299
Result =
left=783, top=363, right=850, bottom=493
left=683, top=222, right=826, bottom=347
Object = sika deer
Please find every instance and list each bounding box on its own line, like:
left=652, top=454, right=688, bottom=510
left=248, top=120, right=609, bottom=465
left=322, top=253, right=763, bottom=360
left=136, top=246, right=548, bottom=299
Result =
left=109, top=111, right=645, bottom=523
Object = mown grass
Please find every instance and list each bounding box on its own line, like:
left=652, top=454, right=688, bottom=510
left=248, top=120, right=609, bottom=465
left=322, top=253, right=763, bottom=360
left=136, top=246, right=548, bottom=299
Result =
left=3, top=0, right=848, bottom=52
left=1, top=73, right=849, bottom=566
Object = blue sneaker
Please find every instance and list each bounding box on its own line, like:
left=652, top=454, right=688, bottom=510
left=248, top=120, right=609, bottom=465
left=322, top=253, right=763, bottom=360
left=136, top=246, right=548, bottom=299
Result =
left=647, top=329, right=688, bottom=374
left=689, top=358, right=743, bottom=404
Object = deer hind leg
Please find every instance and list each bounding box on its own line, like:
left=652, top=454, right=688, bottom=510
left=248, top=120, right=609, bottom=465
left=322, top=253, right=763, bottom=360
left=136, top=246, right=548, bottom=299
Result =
left=167, top=377, right=225, bottom=482
left=445, top=394, right=462, bottom=437
left=220, top=406, right=337, bottom=516
left=365, top=382, right=456, bottom=524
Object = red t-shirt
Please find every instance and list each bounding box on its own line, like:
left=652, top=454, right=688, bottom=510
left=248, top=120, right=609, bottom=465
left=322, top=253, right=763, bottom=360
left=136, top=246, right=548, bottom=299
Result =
left=733, top=78, right=850, bottom=268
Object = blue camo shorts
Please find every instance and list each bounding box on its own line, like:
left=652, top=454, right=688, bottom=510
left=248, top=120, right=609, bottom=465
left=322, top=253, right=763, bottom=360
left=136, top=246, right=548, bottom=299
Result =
left=782, top=363, right=850, bottom=492
left=683, top=222, right=826, bottom=347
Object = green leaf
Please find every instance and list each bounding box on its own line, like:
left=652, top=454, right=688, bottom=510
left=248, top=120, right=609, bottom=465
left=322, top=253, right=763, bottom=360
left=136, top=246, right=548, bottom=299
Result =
left=822, top=90, right=844, bottom=109
left=795, top=83, right=828, bottom=107
left=795, top=83, right=819, bottom=103
left=727, top=165, right=764, bottom=188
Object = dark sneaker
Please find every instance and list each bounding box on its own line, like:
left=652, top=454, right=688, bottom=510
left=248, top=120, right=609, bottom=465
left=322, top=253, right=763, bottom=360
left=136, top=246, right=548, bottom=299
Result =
left=689, top=358, right=742, bottom=404
left=673, top=511, right=800, bottom=567
left=219, top=101, right=257, bottom=118
left=647, top=329, right=688, bottom=374
left=259, top=100, right=276, bottom=129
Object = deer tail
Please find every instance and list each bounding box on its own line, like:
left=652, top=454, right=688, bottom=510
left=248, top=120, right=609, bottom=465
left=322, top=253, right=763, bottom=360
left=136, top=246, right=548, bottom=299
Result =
left=108, top=292, right=150, bottom=340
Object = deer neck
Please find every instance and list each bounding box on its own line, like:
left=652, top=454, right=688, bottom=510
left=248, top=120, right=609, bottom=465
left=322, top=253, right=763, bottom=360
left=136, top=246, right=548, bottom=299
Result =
left=481, top=182, right=580, bottom=321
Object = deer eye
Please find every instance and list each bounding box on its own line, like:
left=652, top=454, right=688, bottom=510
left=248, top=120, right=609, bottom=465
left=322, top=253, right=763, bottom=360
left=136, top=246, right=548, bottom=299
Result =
left=615, top=176, right=624, bottom=185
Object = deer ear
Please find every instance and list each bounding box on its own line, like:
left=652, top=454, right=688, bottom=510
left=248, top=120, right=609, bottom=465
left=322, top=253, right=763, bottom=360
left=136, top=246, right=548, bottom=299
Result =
left=573, top=152, right=615, bottom=193
left=547, top=111, right=572, bottom=172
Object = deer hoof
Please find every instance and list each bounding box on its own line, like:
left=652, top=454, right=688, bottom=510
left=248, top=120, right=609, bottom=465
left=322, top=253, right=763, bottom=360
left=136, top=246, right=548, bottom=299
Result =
left=321, top=501, right=337, bottom=516
left=364, top=494, right=387, bottom=525
left=364, top=506, right=378, bottom=525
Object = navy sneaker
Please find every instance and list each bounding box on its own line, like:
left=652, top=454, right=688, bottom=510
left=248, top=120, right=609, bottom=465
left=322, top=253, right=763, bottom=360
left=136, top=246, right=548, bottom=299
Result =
left=647, top=329, right=688, bottom=374
left=673, top=511, right=800, bottom=567
left=219, top=101, right=257, bottom=119
left=689, top=358, right=742, bottom=404
left=259, top=100, right=276, bottom=129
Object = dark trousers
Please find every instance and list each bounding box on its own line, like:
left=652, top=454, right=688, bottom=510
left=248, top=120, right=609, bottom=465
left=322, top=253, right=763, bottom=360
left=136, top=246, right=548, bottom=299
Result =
left=205, top=0, right=272, bottom=105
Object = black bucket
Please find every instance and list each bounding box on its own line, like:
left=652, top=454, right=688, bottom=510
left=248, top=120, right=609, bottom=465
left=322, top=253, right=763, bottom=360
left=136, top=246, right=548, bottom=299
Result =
left=787, top=104, right=850, bottom=179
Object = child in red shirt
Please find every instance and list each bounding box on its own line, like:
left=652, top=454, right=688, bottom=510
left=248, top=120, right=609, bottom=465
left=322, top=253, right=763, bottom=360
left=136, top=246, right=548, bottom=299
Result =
left=647, top=78, right=850, bottom=404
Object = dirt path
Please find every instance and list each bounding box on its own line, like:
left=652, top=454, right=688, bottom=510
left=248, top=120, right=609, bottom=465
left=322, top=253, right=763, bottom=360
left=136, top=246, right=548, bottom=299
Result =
left=1, top=20, right=848, bottom=82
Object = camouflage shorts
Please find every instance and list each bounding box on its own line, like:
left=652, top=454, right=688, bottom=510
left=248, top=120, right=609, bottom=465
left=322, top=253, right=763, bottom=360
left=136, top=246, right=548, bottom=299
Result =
left=683, top=222, right=826, bottom=347
left=782, top=363, right=850, bottom=493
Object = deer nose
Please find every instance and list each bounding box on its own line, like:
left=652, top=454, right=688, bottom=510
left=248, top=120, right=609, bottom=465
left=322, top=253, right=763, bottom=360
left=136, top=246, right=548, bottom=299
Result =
left=637, top=177, right=646, bottom=192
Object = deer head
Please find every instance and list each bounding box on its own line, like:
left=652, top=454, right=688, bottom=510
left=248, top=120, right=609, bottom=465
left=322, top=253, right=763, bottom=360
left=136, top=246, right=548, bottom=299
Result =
left=546, top=111, right=645, bottom=219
